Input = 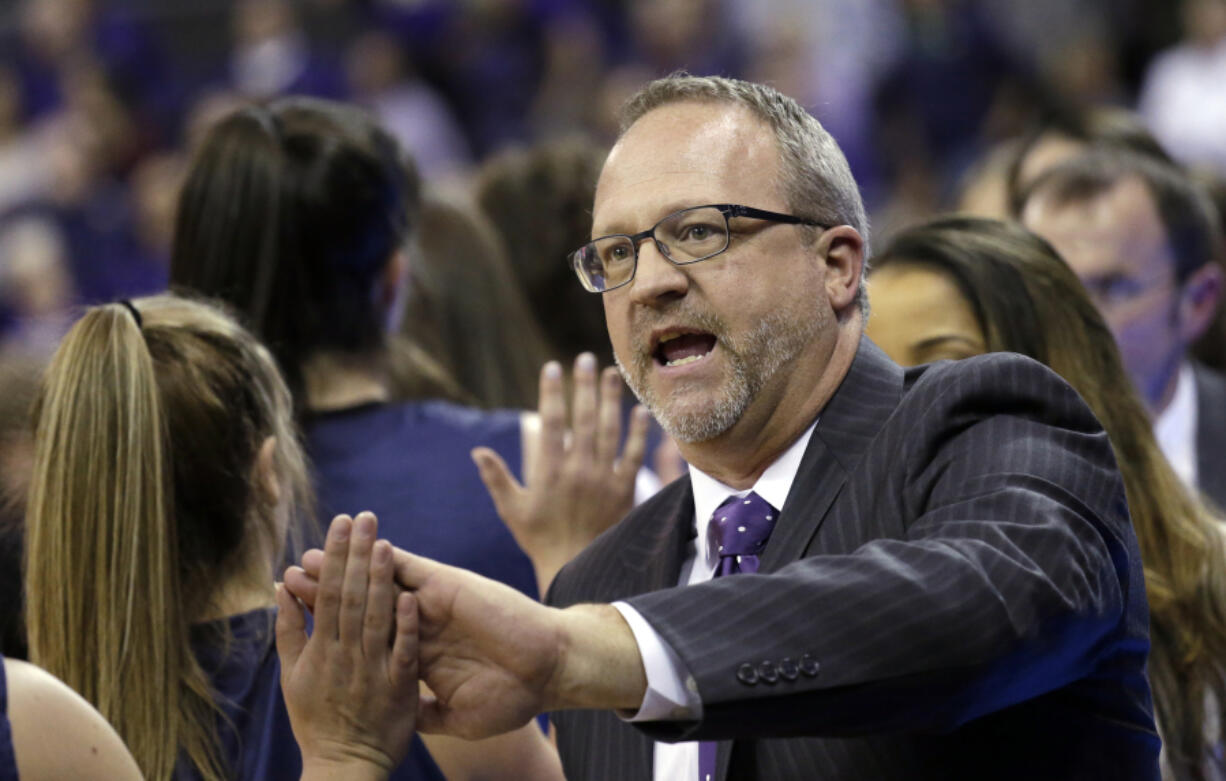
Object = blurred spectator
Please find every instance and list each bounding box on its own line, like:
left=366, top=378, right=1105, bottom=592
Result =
left=953, top=137, right=1021, bottom=219
left=529, top=11, right=608, bottom=141
left=128, top=151, right=185, bottom=269
left=1139, top=0, right=1226, bottom=173
left=229, top=0, right=347, bottom=100
left=25, top=64, right=167, bottom=306
left=475, top=137, right=612, bottom=366
left=1021, top=151, right=1226, bottom=509
left=0, top=66, right=54, bottom=214
left=873, top=0, right=1040, bottom=207
left=397, top=197, right=552, bottom=410
left=424, top=1, right=551, bottom=156
left=624, top=0, right=745, bottom=76
left=0, top=213, right=75, bottom=355
left=0, top=351, right=42, bottom=661
left=732, top=0, right=905, bottom=199
left=10, top=0, right=180, bottom=138
left=1004, top=106, right=1173, bottom=214
left=345, top=29, right=470, bottom=181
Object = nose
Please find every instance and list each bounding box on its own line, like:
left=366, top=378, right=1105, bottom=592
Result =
left=629, top=238, right=689, bottom=307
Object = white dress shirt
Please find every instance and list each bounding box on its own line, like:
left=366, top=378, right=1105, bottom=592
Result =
left=611, top=420, right=818, bottom=781
left=1154, top=362, right=1198, bottom=491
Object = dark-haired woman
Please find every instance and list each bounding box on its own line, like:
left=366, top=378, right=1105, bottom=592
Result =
left=168, top=98, right=626, bottom=774
left=866, top=216, right=1226, bottom=780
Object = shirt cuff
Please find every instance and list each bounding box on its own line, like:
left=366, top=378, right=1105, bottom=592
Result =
left=611, top=601, right=703, bottom=722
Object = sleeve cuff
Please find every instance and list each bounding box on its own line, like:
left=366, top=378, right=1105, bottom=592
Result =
left=611, top=601, right=703, bottom=722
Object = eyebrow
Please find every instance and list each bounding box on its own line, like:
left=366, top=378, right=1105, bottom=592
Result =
left=593, top=200, right=721, bottom=238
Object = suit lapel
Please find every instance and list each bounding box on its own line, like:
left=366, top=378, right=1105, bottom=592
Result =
left=619, top=478, right=696, bottom=592
left=759, top=339, right=904, bottom=572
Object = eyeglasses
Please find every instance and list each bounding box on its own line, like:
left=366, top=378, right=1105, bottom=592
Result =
left=569, top=204, right=826, bottom=293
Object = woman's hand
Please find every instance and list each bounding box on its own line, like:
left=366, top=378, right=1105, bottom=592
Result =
left=478, top=353, right=649, bottom=595
left=277, top=512, right=419, bottom=781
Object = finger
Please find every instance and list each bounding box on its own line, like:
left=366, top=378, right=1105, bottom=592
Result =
left=283, top=566, right=319, bottom=611
left=570, top=353, right=598, bottom=461
left=389, top=591, right=418, bottom=692
left=274, top=583, right=307, bottom=673
left=520, top=411, right=541, bottom=484
left=538, top=361, right=566, bottom=470
left=301, top=548, right=324, bottom=578
left=314, top=514, right=353, bottom=640
left=595, top=366, right=624, bottom=466
left=363, top=540, right=396, bottom=659
left=473, top=446, right=525, bottom=514
left=392, top=547, right=447, bottom=590
left=618, top=405, right=651, bottom=477
left=339, top=512, right=378, bottom=646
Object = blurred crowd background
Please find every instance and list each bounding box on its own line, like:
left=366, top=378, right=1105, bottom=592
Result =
left=1, top=0, right=1225, bottom=357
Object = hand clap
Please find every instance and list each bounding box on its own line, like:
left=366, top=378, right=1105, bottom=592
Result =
left=277, top=512, right=419, bottom=781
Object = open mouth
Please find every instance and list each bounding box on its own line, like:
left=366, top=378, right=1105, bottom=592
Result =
left=653, top=331, right=718, bottom=367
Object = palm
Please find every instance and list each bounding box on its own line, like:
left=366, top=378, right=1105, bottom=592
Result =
left=408, top=558, right=563, bottom=739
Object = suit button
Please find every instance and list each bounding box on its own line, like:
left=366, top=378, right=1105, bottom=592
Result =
left=778, top=657, right=799, bottom=681
left=736, top=663, right=759, bottom=685
left=757, top=661, right=779, bottom=684
left=798, top=654, right=820, bottom=677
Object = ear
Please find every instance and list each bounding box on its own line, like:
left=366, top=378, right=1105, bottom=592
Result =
left=817, top=225, right=865, bottom=317
left=1178, top=262, right=1224, bottom=343
left=254, top=435, right=281, bottom=507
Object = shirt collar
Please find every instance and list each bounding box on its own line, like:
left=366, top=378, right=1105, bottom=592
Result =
left=688, top=419, right=819, bottom=569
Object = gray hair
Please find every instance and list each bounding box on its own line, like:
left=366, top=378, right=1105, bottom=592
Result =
left=619, top=73, right=871, bottom=317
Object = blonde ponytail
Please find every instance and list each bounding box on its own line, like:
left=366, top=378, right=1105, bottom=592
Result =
left=25, top=303, right=226, bottom=781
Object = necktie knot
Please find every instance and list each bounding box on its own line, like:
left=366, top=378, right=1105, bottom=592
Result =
left=707, top=491, right=778, bottom=575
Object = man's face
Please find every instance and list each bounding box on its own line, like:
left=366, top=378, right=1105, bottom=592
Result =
left=1022, top=178, right=1184, bottom=409
left=593, top=101, right=833, bottom=443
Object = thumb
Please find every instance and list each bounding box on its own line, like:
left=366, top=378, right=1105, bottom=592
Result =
left=274, top=583, right=308, bottom=672
left=472, top=447, right=524, bottom=518
left=392, top=547, right=448, bottom=590
left=283, top=565, right=320, bottom=612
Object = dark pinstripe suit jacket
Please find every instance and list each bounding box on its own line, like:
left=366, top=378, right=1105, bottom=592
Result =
left=548, top=340, right=1159, bottom=780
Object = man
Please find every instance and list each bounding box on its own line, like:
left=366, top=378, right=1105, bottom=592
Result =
left=1020, top=151, right=1226, bottom=508
left=287, top=75, right=1158, bottom=780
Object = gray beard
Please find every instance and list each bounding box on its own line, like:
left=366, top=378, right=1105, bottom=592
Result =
left=615, top=304, right=820, bottom=444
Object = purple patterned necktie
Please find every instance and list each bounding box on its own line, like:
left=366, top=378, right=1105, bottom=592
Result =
left=698, top=491, right=779, bottom=781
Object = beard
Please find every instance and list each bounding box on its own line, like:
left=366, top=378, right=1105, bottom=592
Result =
left=615, top=300, right=822, bottom=443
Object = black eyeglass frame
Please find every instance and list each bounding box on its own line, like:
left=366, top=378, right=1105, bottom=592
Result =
left=569, top=203, right=827, bottom=293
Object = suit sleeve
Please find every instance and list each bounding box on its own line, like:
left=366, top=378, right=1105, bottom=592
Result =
left=624, top=359, right=1145, bottom=742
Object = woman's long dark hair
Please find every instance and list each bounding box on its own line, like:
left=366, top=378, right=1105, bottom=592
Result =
left=876, top=216, right=1226, bottom=780
left=169, top=97, right=420, bottom=401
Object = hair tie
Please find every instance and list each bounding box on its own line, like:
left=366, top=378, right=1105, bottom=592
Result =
left=118, top=299, right=143, bottom=329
